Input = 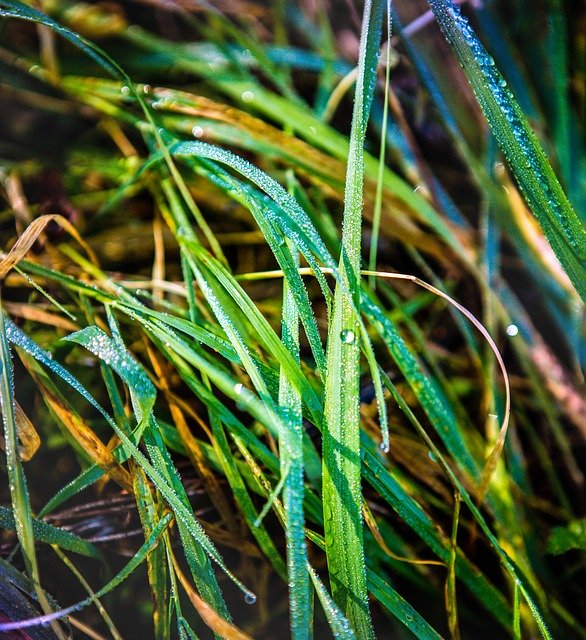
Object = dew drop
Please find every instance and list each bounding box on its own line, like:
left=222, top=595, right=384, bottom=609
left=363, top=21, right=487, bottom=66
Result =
left=143, top=84, right=152, bottom=94
left=192, top=125, right=204, bottom=138
left=340, top=329, right=355, bottom=344
left=428, top=450, right=437, bottom=462
left=241, top=90, right=254, bottom=103
left=378, top=441, right=390, bottom=454
left=234, top=383, right=244, bottom=395
left=244, top=592, right=257, bottom=605
left=506, top=324, right=518, bottom=337
left=121, top=85, right=131, bottom=96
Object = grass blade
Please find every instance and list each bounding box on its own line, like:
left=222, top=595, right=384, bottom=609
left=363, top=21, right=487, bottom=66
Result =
left=279, top=241, right=311, bottom=639
left=0, top=303, right=65, bottom=639
left=321, top=1, right=384, bottom=637
left=0, top=507, right=100, bottom=559
left=426, top=0, right=586, bottom=299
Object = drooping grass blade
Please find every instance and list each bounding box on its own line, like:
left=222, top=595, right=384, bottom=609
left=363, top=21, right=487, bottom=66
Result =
left=426, top=0, right=586, bottom=299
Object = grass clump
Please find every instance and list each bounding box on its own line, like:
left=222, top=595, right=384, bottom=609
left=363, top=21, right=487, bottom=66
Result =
left=0, top=0, right=584, bottom=638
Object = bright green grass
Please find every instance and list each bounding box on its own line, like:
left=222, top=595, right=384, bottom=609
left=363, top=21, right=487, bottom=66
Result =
left=0, top=0, right=584, bottom=638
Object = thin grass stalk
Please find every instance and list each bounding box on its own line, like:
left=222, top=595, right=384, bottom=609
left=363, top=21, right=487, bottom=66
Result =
left=133, top=468, right=171, bottom=640
left=513, top=579, right=521, bottom=640
left=446, top=491, right=461, bottom=640
left=51, top=547, right=123, bottom=640
left=368, top=0, right=392, bottom=286
left=279, top=239, right=311, bottom=639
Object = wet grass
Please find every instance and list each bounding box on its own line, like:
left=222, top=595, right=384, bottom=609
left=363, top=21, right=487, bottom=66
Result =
left=0, top=0, right=584, bottom=638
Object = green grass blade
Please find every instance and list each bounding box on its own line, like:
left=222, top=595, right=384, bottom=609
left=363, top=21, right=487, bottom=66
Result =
left=183, top=241, right=324, bottom=417
left=155, top=140, right=336, bottom=291
left=308, top=565, right=355, bottom=640
left=64, top=326, right=156, bottom=428
left=537, top=0, right=571, bottom=187
left=368, top=1, right=392, bottom=283
left=0, top=313, right=35, bottom=570
left=367, top=572, right=443, bottom=640
left=0, top=0, right=123, bottom=79
left=141, top=420, right=231, bottom=620
left=426, top=0, right=586, bottom=299
left=134, top=466, right=170, bottom=640
left=321, top=1, right=384, bottom=637
left=279, top=242, right=311, bottom=639
left=0, top=306, right=64, bottom=639
left=0, top=507, right=100, bottom=559
left=205, top=407, right=288, bottom=579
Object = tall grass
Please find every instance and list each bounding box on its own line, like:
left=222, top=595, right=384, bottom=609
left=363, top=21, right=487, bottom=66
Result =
left=0, top=0, right=584, bottom=638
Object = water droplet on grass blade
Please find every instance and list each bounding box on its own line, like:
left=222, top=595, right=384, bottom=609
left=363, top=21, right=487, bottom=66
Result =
left=506, top=324, right=518, bottom=336
left=234, top=383, right=244, bottom=395
left=378, top=441, right=390, bottom=453
left=241, top=90, right=254, bottom=103
left=340, top=329, right=355, bottom=344
left=192, top=125, right=204, bottom=138
left=244, top=592, right=257, bottom=605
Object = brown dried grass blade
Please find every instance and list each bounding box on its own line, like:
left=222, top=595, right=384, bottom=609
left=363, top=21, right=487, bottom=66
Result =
left=0, top=214, right=98, bottom=279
